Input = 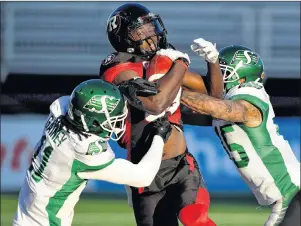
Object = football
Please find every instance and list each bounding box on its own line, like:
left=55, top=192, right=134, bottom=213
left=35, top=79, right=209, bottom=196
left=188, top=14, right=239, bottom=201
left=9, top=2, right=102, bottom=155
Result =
left=145, top=54, right=173, bottom=81
left=144, top=55, right=182, bottom=122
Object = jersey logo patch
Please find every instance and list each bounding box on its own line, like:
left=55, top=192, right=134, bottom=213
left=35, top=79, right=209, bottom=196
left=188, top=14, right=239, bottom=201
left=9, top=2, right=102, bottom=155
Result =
left=231, top=50, right=259, bottom=66
left=83, top=95, right=120, bottom=114
left=87, top=140, right=107, bottom=155
left=103, top=53, right=116, bottom=65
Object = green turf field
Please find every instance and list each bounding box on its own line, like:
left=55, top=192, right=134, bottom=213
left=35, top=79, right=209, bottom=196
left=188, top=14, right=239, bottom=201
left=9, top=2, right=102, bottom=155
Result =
left=1, top=194, right=270, bottom=226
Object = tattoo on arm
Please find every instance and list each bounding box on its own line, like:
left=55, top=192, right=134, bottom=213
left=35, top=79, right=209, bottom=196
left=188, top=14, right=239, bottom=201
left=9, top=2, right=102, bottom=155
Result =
left=181, top=90, right=262, bottom=123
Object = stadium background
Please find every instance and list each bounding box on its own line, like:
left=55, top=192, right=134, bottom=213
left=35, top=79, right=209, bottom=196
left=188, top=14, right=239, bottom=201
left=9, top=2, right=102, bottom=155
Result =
left=1, top=2, right=300, bottom=226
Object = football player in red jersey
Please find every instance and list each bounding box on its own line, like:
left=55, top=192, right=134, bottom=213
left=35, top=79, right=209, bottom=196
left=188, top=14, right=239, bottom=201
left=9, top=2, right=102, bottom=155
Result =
left=99, top=3, right=223, bottom=226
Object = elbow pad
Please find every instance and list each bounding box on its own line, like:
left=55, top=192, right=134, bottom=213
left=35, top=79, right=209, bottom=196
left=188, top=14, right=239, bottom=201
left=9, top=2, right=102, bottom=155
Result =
left=118, top=77, right=159, bottom=111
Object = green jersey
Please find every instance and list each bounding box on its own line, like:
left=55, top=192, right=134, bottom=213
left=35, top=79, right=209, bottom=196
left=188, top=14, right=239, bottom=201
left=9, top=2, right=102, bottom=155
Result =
left=14, top=96, right=115, bottom=226
left=213, top=83, right=300, bottom=206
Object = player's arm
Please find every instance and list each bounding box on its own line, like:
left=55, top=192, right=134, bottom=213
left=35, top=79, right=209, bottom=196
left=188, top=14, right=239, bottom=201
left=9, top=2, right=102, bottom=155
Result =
left=104, top=50, right=190, bottom=115
left=79, top=135, right=164, bottom=187
left=117, top=60, right=187, bottom=115
left=190, top=38, right=224, bottom=98
left=77, top=116, right=172, bottom=187
left=182, top=71, right=208, bottom=94
left=181, top=89, right=262, bottom=127
left=205, top=61, right=224, bottom=98
left=182, top=64, right=223, bottom=97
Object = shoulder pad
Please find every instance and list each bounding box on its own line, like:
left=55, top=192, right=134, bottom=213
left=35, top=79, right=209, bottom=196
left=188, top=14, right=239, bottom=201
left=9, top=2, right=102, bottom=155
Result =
left=228, top=86, right=269, bottom=113
left=49, top=96, right=70, bottom=118
left=99, top=52, right=146, bottom=76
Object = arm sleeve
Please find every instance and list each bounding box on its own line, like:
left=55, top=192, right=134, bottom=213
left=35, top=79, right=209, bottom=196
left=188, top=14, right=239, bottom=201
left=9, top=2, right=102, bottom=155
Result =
left=101, top=62, right=143, bottom=84
left=77, top=135, right=164, bottom=187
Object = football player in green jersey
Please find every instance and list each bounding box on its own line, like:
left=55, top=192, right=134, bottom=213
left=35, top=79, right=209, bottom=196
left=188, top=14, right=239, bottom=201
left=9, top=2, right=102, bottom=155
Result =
left=181, top=45, right=300, bottom=226
left=13, top=79, right=171, bottom=226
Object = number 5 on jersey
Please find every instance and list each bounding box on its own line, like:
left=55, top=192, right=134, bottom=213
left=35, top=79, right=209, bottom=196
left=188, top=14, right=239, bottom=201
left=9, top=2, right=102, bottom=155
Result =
left=215, top=124, right=250, bottom=168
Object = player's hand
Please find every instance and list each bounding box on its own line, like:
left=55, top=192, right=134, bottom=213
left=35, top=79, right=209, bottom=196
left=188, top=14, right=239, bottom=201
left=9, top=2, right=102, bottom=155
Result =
left=150, top=114, right=172, bottom=143
left=119, top=77, right=159, bottom=97
left=156, top=49, right=190, bottom=67
left=118, top=77, right=159, bottom=111
left=190, top=38, right=219, bottom=64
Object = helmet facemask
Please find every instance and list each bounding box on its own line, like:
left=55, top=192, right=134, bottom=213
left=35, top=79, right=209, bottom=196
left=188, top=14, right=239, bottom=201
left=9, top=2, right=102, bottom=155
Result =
left=100, top=102, right=128, bottom=141
left=127, top=13, right=167, bottom=57
left=220, top=60, right=244, bottom=94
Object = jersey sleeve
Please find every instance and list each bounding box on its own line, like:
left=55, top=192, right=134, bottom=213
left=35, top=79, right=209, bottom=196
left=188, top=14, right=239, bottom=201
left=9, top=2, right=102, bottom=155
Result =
left=229, top=86, right=270, bottom=114
left=77, top=135, right=164, bottom=187
left=49, top=96, right=70, bottom=118
left=99, top=52, right=143, bottom=84
left=42, top=96, right=70, bottom=134
left=74, top=139, right=115, bottom=172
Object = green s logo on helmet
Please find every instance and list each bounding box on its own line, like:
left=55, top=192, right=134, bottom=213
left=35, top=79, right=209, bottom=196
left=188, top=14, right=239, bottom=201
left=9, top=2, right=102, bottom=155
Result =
left=83, top=95, right=120, bottom=114
left=219, top=45, right=264, bottom=93
left=230, top=50, right=259, bottom=66
left=68, top=79, right=128, bottom=141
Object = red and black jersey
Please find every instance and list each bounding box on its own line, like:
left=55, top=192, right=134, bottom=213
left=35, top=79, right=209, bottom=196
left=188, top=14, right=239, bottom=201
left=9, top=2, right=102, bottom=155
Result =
left=100, top=52, right=183, bottom=163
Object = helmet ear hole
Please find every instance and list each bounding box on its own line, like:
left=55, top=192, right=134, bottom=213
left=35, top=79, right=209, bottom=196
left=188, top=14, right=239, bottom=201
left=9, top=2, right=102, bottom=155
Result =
left=261, top=72, right=265, bottom=79
left=92, top=120, right=100, bottom=127
left=92, top=120, right=104, bottom=134
left=239, top=77, right=246, bottom=84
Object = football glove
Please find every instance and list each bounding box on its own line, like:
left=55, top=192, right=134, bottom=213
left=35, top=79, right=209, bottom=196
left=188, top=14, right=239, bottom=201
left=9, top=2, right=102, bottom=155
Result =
left=118, top=77, right=159, bottom=111
left=191, top=38, right=219, bottom=64
left=151, top=114, right=172, bottom=143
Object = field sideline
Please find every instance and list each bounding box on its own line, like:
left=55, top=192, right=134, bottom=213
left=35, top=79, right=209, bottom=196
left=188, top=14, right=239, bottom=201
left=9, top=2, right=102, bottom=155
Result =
left=1, top=194, right=270, bottom=226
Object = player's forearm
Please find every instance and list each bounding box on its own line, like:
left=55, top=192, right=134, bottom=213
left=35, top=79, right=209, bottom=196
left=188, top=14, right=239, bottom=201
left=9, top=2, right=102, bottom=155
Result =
left=141, top=62, right=186, bottom=114
left=128, top=135, right=164, bottom=187
left=206, top=62, right=224, bottom=98
left=77, top=135, right=164, bottom=187
left=182, top=71, right=208, bottom=94
left=181, top=90, right=249, bottom=122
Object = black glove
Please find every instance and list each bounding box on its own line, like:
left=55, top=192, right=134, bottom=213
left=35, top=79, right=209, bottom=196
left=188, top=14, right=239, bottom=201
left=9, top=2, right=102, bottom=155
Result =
left=118, top=77, right=160, bottom=111
left=150, top=114, right=172, bottom=143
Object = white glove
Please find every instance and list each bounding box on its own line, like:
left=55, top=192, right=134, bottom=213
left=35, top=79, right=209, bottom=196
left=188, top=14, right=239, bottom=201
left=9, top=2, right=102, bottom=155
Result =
left=156, top=48, right=190, bottom=66
left=191, top=38, right=219, bottom=64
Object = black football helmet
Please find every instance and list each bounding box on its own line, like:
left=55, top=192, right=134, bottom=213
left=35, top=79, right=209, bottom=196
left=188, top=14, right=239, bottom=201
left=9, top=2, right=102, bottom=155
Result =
left=106, top=3, right=168, bottom=58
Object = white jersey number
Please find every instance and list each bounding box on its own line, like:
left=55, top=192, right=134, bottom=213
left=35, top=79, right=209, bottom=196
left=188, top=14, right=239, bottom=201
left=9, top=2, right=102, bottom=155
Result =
left=29, top=136, right=54, bottom=182
left=215, top=124, right=250, bottom=168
